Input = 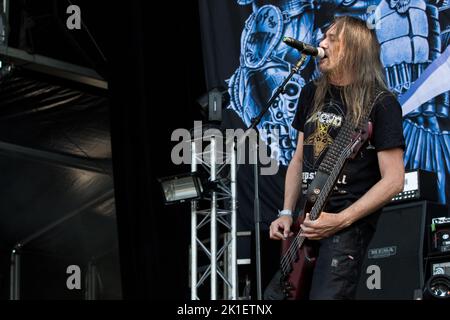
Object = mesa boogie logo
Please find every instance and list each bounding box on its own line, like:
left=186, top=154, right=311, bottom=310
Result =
left=368, top=246, right=397, bottom=259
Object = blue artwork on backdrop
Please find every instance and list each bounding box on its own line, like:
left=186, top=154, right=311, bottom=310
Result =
left=227, top=0, right=450, bottom=203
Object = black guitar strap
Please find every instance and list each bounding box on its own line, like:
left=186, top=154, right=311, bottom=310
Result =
left=318, top=89, right=386, bottom=175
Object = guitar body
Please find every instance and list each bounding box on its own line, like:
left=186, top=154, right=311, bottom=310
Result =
left=281, top=235, right=317, bottom=300
left=276, top=170, right=330, bottom=299
left=265, top=213, right=318, bottom=300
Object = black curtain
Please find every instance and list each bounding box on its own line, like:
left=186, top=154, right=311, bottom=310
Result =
left=108, top=1, right=205, bottom=299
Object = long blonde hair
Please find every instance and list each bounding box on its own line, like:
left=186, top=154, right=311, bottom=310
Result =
left=312, top=16, right=388, bottom=125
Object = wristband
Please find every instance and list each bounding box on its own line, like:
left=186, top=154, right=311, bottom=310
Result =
left=278, top=209, right=293, bottom=217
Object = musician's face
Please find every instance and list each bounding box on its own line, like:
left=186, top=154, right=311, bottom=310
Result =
left=318, top=25, right=344, bottom=75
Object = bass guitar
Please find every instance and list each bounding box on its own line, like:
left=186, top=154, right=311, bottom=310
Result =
left=264, top=120, right=372, bottom=300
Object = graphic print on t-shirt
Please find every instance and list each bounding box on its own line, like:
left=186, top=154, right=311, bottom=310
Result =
left=304, top=101, right=344, bottom=163
left=304, top=118, right=334, bottom=159
left=302, top=100, right=345, bottom=196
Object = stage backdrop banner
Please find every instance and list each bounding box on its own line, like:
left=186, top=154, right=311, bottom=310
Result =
left=199, top=0, right=450, bottom=230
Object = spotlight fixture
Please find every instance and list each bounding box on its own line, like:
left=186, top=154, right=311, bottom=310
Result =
left=158, top=171, right=229, bottom=205
left=158, top=173, right=204, bottom=204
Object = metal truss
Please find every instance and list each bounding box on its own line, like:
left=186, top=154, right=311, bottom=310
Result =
left=190, top=135, right=237, bottom=300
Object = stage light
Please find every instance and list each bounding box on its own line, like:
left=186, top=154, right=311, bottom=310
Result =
left=158, top=173, right=204, bottom=204
left=423, top=274, right=450, bottom=299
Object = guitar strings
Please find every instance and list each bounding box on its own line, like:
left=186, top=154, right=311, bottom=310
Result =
left=280, top=151, right=348, bottom=272
left=280, top=142, right=352, bottom=273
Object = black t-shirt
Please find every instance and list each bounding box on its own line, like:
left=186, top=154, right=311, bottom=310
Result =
left=292, top=81, right=405, bottom=226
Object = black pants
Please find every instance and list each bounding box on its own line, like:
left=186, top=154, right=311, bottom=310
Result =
left=309, top=222, right=375, bottom=300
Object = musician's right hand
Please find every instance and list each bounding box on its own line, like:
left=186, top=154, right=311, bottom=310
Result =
left=269, top=216, right=294, bottom=240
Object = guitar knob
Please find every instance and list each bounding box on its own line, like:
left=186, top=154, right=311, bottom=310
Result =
left=284, top=281, right=293, bottom=290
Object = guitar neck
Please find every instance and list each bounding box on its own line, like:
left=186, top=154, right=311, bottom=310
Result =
left=309, top=107, right=374, bottom=219
left=309, top=154, right=349, bottom=220
left=307, top=119, right=356, bottom=220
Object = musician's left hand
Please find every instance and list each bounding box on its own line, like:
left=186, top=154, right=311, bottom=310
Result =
left=300, top=212, right=349, bottom=240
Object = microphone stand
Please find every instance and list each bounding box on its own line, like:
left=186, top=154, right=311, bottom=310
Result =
left=239, top=54, right=307, bottom=300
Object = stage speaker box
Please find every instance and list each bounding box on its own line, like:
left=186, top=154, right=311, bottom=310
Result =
left=356, top=201, right=448, bottom=300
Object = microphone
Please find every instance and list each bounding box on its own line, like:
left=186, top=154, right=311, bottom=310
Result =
left=282, top=37, right=325, bottom=58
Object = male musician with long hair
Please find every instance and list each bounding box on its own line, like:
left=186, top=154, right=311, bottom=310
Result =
left=269, top=16, right=405, bottom=299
